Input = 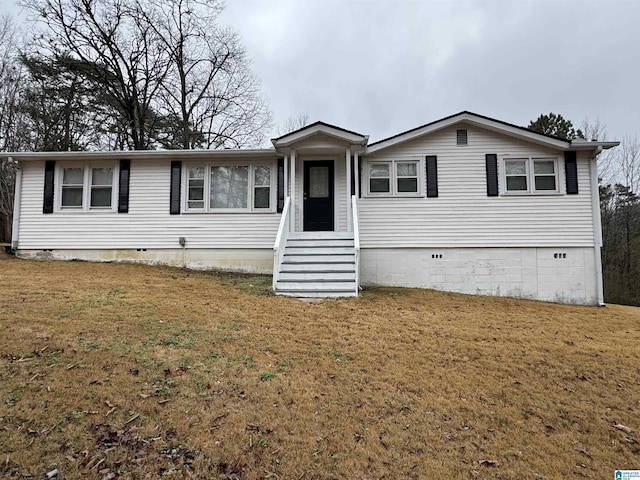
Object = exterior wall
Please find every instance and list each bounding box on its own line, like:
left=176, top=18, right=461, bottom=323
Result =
left=359, top=124, right=595, bottom=247
left=16, top=159, right=281, bottom=250
left=293, top=154, right=348, bottom=232
left=17, top=248, right=273, bottom=273
left=12, top=121, right=603, bottom=305
left=360, top=247, right=598, bottom=305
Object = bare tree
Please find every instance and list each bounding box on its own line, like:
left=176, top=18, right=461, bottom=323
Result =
left=617, top=135, right=640, bottom=194
left=580, top=116, right=607, bottom=142
left=20, top=0, right=172, bottom=150
left=0, top=15, right=25, bottom=242
left=599, top=135, right=640, bottom=306
left=20, top=0, right=272, bottom=150
left=580, top=116, right=618, bottom=185
left=0, top=15, right=26, bottom=152
left=146, top=0, right=271, bottom=149
left=277, top=113, right=310, bottom=136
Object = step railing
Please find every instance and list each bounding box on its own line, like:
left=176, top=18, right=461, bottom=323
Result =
left=272, top=196, right=291, bottom=290
left=351, top=195, right=360, bottom=294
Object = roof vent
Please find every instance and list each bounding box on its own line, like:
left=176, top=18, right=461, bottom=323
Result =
left=457, top=129, right=468, bottom=146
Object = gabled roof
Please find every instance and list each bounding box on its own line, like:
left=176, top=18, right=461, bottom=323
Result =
left=366, top=111, right=618, bottom=153
left=271, top=121, right=368, bottom=148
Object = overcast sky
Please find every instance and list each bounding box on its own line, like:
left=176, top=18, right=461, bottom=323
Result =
left=5, top=0, right=640, bottom=142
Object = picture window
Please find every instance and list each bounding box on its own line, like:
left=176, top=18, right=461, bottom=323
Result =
left=185, top=162, right=274, bottom=212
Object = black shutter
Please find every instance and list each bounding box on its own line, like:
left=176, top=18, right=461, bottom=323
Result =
left=564, top=151, right=578, bottom=194
left=485, top=154, right=499, bottom=196
left=426, top=155, right=438, bottom=198
left=358, top=160, right=362, bottom=198
left=170, top=161, right=182, bottom=214
left=118, top=159, right=131, bottom=213
left=43, top=160, right=55, bottom=214
left=350, top=156, right=355, bottom=197
left=277, top=157, right=284, bottom=213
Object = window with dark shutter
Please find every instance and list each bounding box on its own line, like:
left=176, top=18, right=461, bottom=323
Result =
left=118, top=160, right=130, bottom=213
left=564, top=151, right=578, bottom=194
left=277, top=158, right=284, bottom=213
left=170, top=161, right=182, bottom=214
left=43, top=160, right=55, bottom=214
left=485, top=154, right=499, bottom=196
left=456, top=129, right=468, bottom=146
left=426, top=155, right=438, bottom=198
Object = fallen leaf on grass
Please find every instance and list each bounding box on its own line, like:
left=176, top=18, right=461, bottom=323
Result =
left=124, top=413, right=140, bottom=425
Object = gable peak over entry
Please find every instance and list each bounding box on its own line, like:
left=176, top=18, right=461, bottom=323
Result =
left=271, top=121, right=369, bottom=155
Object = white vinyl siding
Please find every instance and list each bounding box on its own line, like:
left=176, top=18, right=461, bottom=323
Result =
left=16, top=158, right=281, bottom=249
left=359, top=125, right=595, bottom=248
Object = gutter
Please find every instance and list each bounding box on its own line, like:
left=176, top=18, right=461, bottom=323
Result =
left=11, top=158, right=22, bottom=251
left=1, top=148, right=278, bottom=162
left=589, top=147, right=605, bottom=306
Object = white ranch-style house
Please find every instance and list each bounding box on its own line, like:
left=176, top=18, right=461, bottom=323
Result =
left=5, top=112, right=619, bottom=304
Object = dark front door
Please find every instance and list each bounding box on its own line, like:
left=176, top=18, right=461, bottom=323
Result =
left=303, top=160, right=334, bottom=231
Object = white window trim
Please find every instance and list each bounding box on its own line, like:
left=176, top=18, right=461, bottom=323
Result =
left=364, top=159, right=423, bottom=197
left=183, top=160, right=277, bottom=213
left=55, top=162, right=119, bottom=212
left=500, top=156, right=563, bottom=196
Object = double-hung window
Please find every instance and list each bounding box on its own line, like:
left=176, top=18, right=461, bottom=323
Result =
left=58, top=164, right=117, bottom=210
left=61, top=167, right=84, bottom=208
left=367, top=160, right=420, bottom=196
left=503, top=157, right=560, bottom=194
left=186, top=162, right=274, bottom=212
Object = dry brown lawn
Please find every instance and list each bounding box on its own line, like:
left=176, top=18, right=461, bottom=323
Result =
left=0, top=256, right=639, bottom=479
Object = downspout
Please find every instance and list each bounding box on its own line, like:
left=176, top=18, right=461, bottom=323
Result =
left=589, top=147, right=605, bottom=306
left=11, top=158, right=22, bottom=252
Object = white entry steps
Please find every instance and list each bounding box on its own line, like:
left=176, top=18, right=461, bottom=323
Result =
left=274, top=232, right=357, bottom=298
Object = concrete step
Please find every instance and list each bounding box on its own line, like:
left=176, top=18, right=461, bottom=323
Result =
left=278, top=271, right=355, bottom=282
